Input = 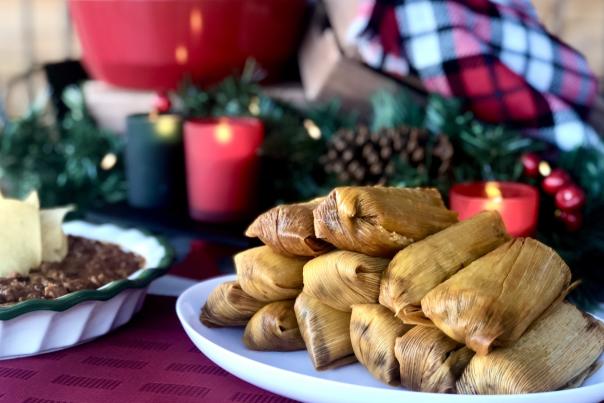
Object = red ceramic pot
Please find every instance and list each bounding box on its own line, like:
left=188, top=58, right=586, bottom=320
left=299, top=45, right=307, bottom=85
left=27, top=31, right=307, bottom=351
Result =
left=69, top=0, right=307, bottom=90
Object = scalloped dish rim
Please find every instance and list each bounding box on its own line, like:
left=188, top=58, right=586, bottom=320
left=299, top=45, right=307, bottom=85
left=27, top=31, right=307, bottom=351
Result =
left=0, top=220, right=173, bottom=321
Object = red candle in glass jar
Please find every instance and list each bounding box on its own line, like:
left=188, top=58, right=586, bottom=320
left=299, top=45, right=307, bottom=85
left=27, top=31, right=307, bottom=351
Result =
left=449, top=182, right=539, bottom=237
left=184, top=117, right=264, bottom=222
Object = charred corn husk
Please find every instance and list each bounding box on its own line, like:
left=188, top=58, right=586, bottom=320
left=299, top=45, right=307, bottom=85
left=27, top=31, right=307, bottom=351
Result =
left=200, top=281, right=267, bottom=327
left=243, top=300, right=306, bottom=351
left=395, top=326, right=474, bottom=393
left=245, top=198, right=332, bottom=257
left=380, top=211, right=509, bottom=325
left=303, top=251, right=389, bottom=312
left=235, top=246, right=308, bottom=302
left=422, top=238, right=571, bottom=355
left=294, top=292, right=357, bottom=370
left=350, top=304, right=412, bottom=385
left=457, top=302, right=604, bottom=394
left=313, top=186, right=458, bottom=257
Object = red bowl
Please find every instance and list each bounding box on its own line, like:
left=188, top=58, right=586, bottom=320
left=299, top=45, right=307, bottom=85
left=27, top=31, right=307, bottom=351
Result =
left=69, top=0, right=308, bottom=90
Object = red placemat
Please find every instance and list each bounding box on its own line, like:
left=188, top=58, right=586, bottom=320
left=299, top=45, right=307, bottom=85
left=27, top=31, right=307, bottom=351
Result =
left=1, top=295, right=296, bottom=403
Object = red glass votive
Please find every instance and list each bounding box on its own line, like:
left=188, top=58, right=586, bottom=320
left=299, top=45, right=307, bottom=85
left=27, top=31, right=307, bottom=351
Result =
left=184, top=117, right=264, bottom=222
left=449, top=182, right=539, bottom=237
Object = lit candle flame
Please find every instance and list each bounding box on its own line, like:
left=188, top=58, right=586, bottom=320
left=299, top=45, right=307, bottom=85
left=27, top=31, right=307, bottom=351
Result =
left=155, top=115, right=179, bottom=139
left=215, top=122, right=233, bottom=144
left=485, top=181, right=502, bottom=211
left=248, top=96, right=260, bottom=116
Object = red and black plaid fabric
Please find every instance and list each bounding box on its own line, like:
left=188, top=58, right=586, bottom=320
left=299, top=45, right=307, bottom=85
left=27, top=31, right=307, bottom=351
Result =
left=353, top=0, right=602, bottom=150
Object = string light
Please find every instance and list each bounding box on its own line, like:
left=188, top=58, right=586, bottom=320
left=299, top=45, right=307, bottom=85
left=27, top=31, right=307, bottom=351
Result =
left=248, top=96, right=260, bottom=116
left=303, top=119, right=321, bottom=139
left=538, top=161, right=552, bottom=177
left=100, top=153, right=117, bottom=170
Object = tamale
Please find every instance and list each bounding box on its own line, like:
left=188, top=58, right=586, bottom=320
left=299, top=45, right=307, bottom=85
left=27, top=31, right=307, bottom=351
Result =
left=303, top=251, right=389, bottom=312
left=380, top=211, right=509, bottom=325
left=200, top=281, right=267, bottom=327
left=243, top=300, right=306, bottom=351
left=313, top=186, right=458, bottom=257
left=422, top=238, right=572, bottom=355
left=294, top=292, right=357, bottom=370
left=235, top=246, right=308, bottom=302
left=245, top=198, right=332, bottom=257
left=350, top=304, right=412, bottom=385
left=457, top=302, right=604, bottom=394
left=395, top=326, right=474, bottom=393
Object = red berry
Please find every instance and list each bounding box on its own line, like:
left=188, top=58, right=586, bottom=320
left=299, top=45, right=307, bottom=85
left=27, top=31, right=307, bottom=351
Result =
left=558, top=210, right=582, bottom=232
left=555, top=184, right=586, bottom=211
left=521, top=153, right=541, bottom=177
left=542, top=169, right=571, bottom=195
left=153, top=92, right=171, bottom=113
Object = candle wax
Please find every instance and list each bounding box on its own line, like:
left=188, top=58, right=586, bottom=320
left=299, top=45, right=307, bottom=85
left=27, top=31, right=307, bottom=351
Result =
left=184, top=117, right=263, bottom=222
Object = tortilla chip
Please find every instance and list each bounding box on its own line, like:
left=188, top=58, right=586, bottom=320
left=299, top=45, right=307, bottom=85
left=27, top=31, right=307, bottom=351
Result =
left=24, top=191, right=40, bottom=208
left=0, top=196, right=42, bottom=276
left=41, top=206, right=74, bottom=263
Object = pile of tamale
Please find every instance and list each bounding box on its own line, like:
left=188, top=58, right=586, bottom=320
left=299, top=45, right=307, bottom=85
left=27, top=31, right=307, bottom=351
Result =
left=200, top=186, right=604, bottom=395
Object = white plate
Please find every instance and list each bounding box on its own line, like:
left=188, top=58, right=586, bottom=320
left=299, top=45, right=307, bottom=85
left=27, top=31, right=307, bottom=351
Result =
left=177, top=274, right=604, bottom=403
left=0, top=221, right=171, bottom=359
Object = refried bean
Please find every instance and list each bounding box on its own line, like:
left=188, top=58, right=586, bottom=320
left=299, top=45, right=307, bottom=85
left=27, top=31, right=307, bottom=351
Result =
left=0, top=236, right=145, bottom=305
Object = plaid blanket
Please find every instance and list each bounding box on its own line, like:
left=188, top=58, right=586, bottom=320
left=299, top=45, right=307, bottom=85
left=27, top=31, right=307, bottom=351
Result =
left=353, top=0, right=602, bottom=150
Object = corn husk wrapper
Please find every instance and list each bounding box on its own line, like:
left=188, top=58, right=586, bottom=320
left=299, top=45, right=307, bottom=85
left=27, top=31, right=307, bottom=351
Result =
left=422, top=238, right=571, bottom=355
left=303, top=251, right=389, bottom=312
left=40, top=206, right=74, bottom=263
left=245, top=198, right=332, bottom=257
left=350, top=304, right=412, bottom=385
left=243, top=300, right=305, bottom=351
left=294, top=292, right=356, bottom=370
left=0, top=192, right=42, bottom=277
left=395, top=326, right=474, bottom=393
left=235, top=246, right=308, bottom=302
left=313, top=186, right=458, bottom=257
left=381, top=211, right=509, bottom=325
left=457, top=302, right=604, bottom=394
left=200, top=281, right=267, bottom=327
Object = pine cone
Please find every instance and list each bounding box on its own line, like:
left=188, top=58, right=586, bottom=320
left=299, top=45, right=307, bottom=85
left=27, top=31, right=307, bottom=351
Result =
left=321, top=125, right=453, bottom=186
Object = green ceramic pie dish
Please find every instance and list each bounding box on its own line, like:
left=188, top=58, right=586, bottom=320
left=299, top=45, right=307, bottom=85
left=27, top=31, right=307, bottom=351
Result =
left=0, top=220, right=173, bottom=359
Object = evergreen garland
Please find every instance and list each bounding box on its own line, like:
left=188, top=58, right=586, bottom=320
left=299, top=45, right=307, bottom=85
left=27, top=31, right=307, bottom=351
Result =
left=369, top=91, right=542, bottom=195
left=1, top=68, right=603, bottom=308
left=179, top=76, right=604, bottom=308
left=179, top=68, right=542, bottom=201
left=0, top=87, right=126, bottom=208
left=179, top=64, right=355, bottom=204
